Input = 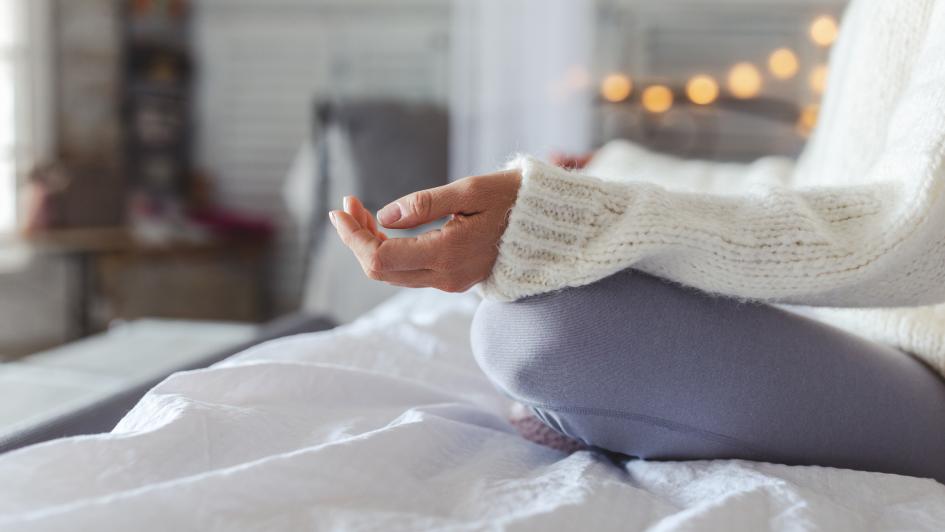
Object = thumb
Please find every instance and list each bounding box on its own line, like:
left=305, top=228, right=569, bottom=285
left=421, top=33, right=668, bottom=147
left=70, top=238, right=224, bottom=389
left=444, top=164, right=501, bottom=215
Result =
left=377, top=181, right=471, bottom=229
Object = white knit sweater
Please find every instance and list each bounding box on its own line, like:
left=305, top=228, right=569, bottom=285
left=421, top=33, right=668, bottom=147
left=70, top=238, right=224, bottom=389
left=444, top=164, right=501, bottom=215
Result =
left=480, top=0, right=945, bottom=377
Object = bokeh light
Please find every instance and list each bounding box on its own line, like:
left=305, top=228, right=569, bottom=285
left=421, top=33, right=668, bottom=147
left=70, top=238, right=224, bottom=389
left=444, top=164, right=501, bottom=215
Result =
left=565, top=65, right=591, bottom=91
left=727, top=62, right=762, bottom=99
left=600, top=73, right=633, bottom=102
left=810, top=15, right=838, bottom=47
left=809, top=64, right=828, bottom=94
left=768, top=48, right=799, bottom=80
left=641, top=85, right=674, bottom=113
left=796, top=103, right=820, bottom=137
left=685, top=75, right=719, bottom=105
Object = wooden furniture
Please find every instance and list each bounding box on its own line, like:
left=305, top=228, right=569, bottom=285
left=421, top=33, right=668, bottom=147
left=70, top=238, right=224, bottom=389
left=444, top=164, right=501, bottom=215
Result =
left=22, top=227, right=270, bottom=338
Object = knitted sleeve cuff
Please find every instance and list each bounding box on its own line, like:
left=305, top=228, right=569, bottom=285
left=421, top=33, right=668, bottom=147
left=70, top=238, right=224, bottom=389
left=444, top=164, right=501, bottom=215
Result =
left=477, top=155, right=657, bottom=301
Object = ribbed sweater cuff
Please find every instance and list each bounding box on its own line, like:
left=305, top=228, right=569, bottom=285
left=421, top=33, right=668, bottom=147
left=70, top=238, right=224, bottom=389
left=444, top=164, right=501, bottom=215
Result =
left=478, top=155, right=645, bottom=301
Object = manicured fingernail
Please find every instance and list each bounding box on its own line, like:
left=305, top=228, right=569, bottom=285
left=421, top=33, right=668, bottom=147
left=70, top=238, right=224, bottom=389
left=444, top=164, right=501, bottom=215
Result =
left=328, top=211, right=338, bottom=227
left=343, top=196, right=352, bottom=213
left=377, top=203, right=402, bottom=225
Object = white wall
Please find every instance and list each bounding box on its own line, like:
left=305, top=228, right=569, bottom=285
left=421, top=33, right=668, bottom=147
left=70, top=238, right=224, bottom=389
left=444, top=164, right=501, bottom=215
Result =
left=193, top=0, right=451, bottom=311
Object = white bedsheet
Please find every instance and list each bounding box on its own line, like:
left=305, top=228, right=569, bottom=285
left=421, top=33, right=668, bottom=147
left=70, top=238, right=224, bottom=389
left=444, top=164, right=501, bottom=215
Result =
left=2, top=289, right=945, bottom=531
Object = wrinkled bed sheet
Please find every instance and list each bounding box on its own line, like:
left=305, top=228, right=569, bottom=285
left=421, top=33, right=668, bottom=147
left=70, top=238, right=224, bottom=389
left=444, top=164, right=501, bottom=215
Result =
left=2, top=289, right=945, bottom=531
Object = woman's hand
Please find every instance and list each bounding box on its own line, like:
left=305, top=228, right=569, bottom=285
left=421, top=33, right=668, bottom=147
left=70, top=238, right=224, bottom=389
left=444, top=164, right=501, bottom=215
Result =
left=330, top=169, right=521, bottom=293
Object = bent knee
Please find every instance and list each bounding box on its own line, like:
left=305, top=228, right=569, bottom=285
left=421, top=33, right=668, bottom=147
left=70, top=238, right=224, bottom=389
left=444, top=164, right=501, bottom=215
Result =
left=471, top=297, right=555, bottom=403
left=470, top=277, right=642, bottom=404
left=470, top=270, right=698, bottom=406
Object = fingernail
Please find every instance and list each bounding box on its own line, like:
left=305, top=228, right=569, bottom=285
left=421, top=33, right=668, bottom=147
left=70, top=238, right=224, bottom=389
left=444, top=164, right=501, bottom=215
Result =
left=328, top=211, right=338, bottom=227
left=343, top=196, right=352, bottom=213
left=377, top=203, right=402, bottom=225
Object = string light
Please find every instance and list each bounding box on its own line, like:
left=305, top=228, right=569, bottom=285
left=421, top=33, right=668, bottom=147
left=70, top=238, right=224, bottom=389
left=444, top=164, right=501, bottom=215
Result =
left=601, top=73, right=633, bottom=102
left=809, top=64, right=828, bottom=94
left=727, top=62, right=762, bottom=99
left=686, top=75, right=719, bottom=105
left=597, top=43, right=820, bottom=120
left=642, top=85, right=674, bottom=113
left=768, top=48, right=799, bottom=80
left=810, top=15, right=838, bottom=47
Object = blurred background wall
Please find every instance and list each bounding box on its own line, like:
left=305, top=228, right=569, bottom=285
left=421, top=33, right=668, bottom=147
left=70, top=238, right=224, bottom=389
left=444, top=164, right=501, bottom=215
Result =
left=195, top=0, right=451, bottom=311
left=0, top=0, right=847, bottom=359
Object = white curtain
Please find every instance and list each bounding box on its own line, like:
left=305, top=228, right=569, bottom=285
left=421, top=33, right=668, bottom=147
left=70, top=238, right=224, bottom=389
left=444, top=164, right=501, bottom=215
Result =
left=449, top=0, right=594, bottom=179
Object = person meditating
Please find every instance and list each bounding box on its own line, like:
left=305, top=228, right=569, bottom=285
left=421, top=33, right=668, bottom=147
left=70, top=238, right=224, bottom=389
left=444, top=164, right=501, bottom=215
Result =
left=331, top=0, right=945, bottom=483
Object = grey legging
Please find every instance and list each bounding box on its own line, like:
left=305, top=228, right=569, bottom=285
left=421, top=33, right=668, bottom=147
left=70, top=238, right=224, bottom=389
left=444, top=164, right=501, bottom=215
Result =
left=471, top=269, right=945, bottom=483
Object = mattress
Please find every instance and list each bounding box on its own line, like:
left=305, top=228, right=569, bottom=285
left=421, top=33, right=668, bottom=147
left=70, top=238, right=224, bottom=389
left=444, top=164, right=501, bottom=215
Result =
left=2, top=289, right=944, bottom=531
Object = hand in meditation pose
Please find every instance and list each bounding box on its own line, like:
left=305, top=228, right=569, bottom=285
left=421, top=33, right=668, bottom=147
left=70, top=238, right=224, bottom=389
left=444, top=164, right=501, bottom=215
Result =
left=329, top=169, right=521, bottom=294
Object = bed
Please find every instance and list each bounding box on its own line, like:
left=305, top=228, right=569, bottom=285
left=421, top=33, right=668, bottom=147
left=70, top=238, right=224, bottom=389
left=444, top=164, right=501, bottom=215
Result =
left=2, top=288, right=944, bottom=531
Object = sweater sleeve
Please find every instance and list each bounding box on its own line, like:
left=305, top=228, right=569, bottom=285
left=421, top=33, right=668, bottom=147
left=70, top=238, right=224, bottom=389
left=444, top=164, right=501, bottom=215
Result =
left=479, top=155, right=945, bottom=306
left=584, top=139, right=796, bottom=194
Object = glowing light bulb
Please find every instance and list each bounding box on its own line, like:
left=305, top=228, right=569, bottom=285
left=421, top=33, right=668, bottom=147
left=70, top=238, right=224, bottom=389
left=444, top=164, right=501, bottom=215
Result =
left=810, top=15, right=838, bottom=47
left=685, top=75, right=719, bottom=105
left=796, top=103, right=820, bottom=137
left=641, top=85, right=674, bottom=113
left=601, top=73, right=633, bottom=102
left=809, top=64, right=828, bottom=94
left=727, top=62, right=762, bottom=99
left=768, top=48, right=799, bottom=80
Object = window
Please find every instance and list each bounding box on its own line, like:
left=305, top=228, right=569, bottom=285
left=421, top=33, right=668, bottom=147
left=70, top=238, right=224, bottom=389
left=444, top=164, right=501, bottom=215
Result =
left=0, top=0, right=17, bottom=231
left=0, top=0, right=49, bottom=234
